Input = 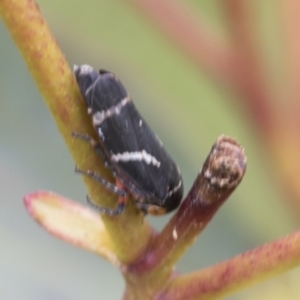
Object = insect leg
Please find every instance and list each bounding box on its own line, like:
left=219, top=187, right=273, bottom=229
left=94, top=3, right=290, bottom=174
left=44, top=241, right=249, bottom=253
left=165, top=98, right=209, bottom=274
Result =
left=75, top=166, right=127, bottom=196
left=72, top=132, right=128, bottom=214
left=72, top=132, right=106, bottom=160
left=86, top=195, right=126, bottom=215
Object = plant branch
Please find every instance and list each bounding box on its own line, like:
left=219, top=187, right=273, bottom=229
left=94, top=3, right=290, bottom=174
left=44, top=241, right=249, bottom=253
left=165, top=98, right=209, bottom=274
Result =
left=126, top=136, right=246, bottom=291
left=24, top=191, right=123, bottom=267
left=0, top=0, right=152, bottom=263
left=160, top=230, right=300, bottom=300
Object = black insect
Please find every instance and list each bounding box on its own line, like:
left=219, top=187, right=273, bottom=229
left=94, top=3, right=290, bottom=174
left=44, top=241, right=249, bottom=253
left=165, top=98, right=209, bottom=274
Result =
left=73, top=65, right=183, bottom=215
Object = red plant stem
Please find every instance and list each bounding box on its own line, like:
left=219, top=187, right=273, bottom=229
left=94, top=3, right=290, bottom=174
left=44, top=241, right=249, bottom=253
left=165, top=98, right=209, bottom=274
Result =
left=159, top=230, right=300, bottom=300
left=128, top=136, right=246, bottom=274
left=131, top=194, right=226, bottom=275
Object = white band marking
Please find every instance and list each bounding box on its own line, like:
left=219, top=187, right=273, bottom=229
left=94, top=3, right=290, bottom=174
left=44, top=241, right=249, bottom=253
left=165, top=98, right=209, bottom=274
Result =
left=98, top=128, right=105, bottom=141
left=111, top=150, right=161, bottom=167
left=166, top=179, right=182, bottom=197
left=92, top=96, right=130, bottom=126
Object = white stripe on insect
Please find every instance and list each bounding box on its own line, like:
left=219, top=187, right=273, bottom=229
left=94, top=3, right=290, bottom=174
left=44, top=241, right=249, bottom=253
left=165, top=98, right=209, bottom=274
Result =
left=98, top=128, right=105, bottom=141
left=92, top=96, right=130, bottom=126
left=76, top=64, right=93, bottom=75
left=111, top=150, right=161, bottom=167
left=166, top=179, right=182, bottom=198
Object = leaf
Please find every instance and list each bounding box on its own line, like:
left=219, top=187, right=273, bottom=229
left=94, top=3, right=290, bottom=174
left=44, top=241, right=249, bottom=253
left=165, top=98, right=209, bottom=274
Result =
left=24, top=191, right=122, bottom=268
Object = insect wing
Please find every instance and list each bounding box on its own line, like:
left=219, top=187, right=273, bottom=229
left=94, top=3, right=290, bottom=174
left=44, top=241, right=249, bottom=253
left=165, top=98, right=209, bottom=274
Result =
left=101, top=101, right=182, bottom=204
left=75, top=65, right=183, bottom=211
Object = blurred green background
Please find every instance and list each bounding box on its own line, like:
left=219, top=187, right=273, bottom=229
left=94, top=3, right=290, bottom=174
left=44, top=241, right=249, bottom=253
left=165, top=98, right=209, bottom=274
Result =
left=1, top=1, right=300, bottom=299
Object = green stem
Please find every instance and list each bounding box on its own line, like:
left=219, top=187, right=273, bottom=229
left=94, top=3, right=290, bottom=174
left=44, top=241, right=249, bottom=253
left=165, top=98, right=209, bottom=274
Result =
left=0, top=0, right=152, bottom=264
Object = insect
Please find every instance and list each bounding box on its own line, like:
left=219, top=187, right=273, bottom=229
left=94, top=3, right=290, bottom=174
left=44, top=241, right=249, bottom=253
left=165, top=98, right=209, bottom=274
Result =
left=73, top=64, right=183, bottom=215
